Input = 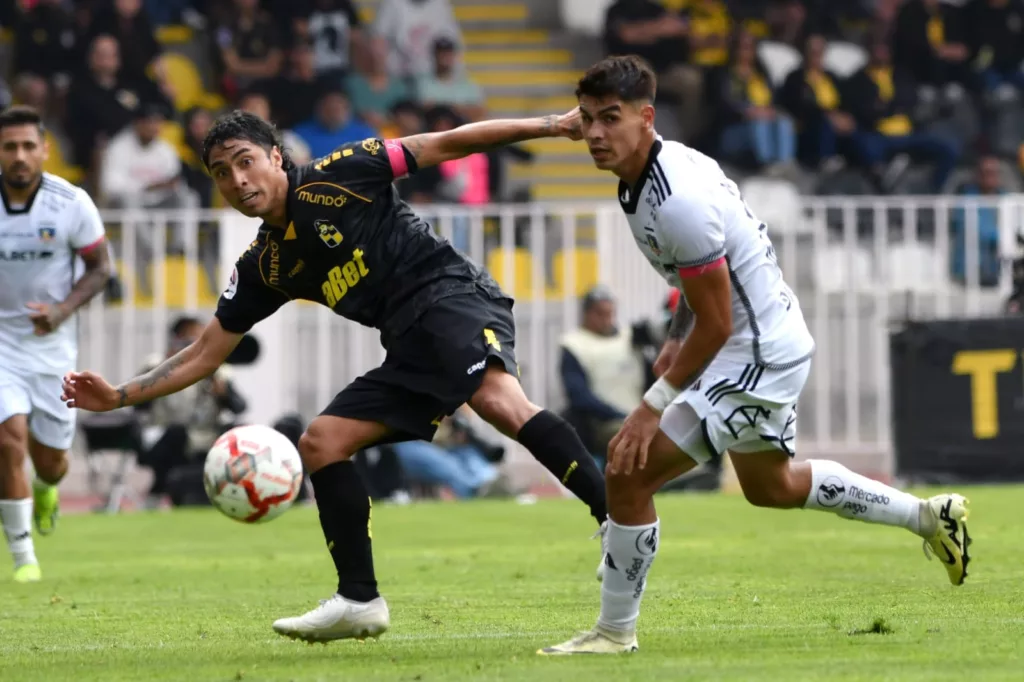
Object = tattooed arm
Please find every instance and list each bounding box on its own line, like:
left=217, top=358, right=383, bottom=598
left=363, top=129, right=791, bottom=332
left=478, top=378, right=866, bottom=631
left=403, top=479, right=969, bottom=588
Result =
left=399, top=108, right=582, bottom=169
left=62, top=318, right=243, bottom=412
left=667, top=300, right=694, bottom=340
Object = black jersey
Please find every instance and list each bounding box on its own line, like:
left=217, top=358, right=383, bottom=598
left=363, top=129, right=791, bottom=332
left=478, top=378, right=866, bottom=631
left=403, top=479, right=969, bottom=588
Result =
left=215, top=137, right=507, bottom=339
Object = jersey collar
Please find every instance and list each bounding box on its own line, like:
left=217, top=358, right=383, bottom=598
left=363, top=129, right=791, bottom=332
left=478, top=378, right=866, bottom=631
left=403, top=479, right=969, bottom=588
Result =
left=0, top=176, right=43, bottom=215
left=617, top=137, right=663, bottom=215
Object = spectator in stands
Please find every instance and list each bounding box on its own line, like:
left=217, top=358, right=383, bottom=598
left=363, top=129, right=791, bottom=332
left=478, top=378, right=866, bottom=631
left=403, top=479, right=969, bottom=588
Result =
left=687, top=0, right=732, bottom=70
left=415, top=38, right=486, bottom=123
left=845, top=36, right=960, bottom=192
left=263, top=40, right=324, bottom=130
left=779, top=34, right=856, bottom=168
left=0, top=79, right=10, bottom=111
left=135, top=316, right=247, bottom=507
left=603, top=0, right=703, bottom=142
left=893, top=0, right=973, bottom=94
left=181, top=106, right=215, bottom=207
left=236, top=89, right=312, bottom=165
left=373, top=0, right=461, bottom=78
left=12, top=0, right=78, bottom=90
left=715, top=29, right=796, bottom=172
left=765, top=0, right=809, bottom=48
left=390, top=100, right=443, bottom=202
left=427, top=106, right=487, bottom=250
left=292, top=86, right=376, bottom=158
left=559, top=287, right=645, bottom=464
left=390, top=407, right=506, bottom=500
left=99, top=103, right=188, bottom=210
left=88, top=0, right=167, bottom=90
left=294, top=0, right=363, bottom=81
left=347, top=36, right=414, bottom=133
left=951, top=154, right=1006, bottom=287
left=65, top=33, right=168, bottom=172
left=966, top=0, right=1024, bottom=97
left=213, top=0, right=284, bottom=98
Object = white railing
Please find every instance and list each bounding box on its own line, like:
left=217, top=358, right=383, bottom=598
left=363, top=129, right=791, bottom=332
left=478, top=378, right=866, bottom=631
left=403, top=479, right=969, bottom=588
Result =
left=76, top=196, right=1024, bottom=479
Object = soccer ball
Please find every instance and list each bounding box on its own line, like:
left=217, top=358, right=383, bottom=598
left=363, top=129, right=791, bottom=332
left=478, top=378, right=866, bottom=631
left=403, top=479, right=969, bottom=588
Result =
left=203, top=424, right=304, bottom=523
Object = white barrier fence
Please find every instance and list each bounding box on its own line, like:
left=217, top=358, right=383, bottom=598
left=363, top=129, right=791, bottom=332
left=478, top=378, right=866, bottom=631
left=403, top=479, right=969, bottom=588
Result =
left=76, top=195, right=1024, bottom=479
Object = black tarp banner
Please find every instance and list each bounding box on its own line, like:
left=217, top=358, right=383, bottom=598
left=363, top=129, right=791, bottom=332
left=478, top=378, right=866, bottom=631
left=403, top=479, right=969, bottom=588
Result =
left=890, top=316, right=1024, bottom=482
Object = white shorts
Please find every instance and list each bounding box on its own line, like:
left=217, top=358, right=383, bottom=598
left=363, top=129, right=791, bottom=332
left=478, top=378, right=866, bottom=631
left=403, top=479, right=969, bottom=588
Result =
left=660, top=359, right=810, bottom=464
left=0, top=363, right=76, bottom=450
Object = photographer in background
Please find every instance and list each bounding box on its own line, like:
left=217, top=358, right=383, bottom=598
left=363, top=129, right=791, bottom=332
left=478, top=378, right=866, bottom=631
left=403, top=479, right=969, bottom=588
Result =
left=135, top=316, right=247, bottom=506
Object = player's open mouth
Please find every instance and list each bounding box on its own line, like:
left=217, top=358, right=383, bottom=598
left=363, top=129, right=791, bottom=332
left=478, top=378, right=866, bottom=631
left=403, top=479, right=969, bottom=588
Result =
left=240, top=191, right=259, bottom=205
left=589, top=149, right=610, bottom=160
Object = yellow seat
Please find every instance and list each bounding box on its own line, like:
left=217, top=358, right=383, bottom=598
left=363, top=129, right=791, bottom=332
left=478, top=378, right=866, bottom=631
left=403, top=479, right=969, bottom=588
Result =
left=549, top=248, right=599, bottom=298
left=42, top=131, right=84, bottom=185
left=130, top=257, right=218, bottom=308
left=161, top=53, right=206, bottom=112
left=486, top=248, right=536, bottom=300
left=155, top=25, right=193, bottom=45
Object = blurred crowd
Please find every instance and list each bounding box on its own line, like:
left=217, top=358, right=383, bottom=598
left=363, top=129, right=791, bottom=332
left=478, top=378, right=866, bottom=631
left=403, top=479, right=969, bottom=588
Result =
left=604, top=0, right=1024, bottom=194
left=0, top=0, right=519, bottom=213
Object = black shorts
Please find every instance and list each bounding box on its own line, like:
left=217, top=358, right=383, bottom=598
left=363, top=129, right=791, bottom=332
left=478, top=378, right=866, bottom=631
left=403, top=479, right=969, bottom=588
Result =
left=320, top=290, right=518, bottom=444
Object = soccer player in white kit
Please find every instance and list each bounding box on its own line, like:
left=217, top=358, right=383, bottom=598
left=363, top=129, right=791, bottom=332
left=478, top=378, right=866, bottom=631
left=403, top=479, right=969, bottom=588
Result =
left=0, top=106, right=110, bottom=582
left=540, top=56, right=971, bottom=655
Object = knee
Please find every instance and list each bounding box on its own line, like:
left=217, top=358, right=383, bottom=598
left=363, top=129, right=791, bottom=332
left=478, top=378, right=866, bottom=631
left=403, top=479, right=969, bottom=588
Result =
left=470, top=368, right=539, bottom=436
left=297, top=421, right=358, bottom=471
left=0, top=421, right=27, bottom=466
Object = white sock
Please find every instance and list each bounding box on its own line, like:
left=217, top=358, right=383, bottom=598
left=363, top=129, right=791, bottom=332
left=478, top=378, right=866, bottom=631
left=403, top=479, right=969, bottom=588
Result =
left=0, top=499, right=36, bottom=568
left=804, top=460, right=922, bottom=534
left=597, top=518, right=659, bottom=636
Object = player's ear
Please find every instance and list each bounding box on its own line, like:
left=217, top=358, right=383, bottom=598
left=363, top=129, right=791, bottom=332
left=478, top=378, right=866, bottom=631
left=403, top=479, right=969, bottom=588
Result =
left=269, top=145, right=283, bottom=169
left=641, top=103, right=656, bottom=132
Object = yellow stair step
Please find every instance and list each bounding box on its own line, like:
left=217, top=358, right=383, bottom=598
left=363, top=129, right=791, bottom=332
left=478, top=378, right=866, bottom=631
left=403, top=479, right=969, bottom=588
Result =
left=360, top=3, right=527, bottom=23
left=155, top=25, right=193, bottom=44
left=522, top=137, right=588, bottom=154
left=470, top=70, right=581, bottom=87
left=509, top=162, right=606, bottom=180
left=464, top=29, right=549, bottom=45
left=531, top=183, right=619, bottom=201
left=464, top=48, right=573, bottom=66
left=486, top=94, right=579, bottom=112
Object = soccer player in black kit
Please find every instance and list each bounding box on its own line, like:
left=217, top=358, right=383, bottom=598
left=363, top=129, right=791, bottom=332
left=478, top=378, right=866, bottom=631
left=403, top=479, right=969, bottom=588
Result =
left=60, top=109, right=611, bottom=642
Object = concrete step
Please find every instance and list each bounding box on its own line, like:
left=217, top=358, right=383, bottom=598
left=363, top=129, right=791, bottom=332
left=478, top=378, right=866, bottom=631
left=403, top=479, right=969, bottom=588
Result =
left=470, top=69, right=581, bottom=87
left=464, top=48, right=573, bottom=66
left=521, top=137, right=590, bottom=154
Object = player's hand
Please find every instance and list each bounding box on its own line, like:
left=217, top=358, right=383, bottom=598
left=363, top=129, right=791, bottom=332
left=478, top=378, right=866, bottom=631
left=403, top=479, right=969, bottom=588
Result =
left=61, top=371, right=121, bottom=412
left=26, top=302, right=69, bottom=335
left=653, top=338, right=683, bottom=377
left=607, top=403, right=661, bottom=476
left=556, top=107, right=583, bottom=141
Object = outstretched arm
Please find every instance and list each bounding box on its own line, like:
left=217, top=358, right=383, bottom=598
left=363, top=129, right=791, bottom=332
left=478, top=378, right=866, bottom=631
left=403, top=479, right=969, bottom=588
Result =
left=62, top=318, right=244, bottom=412
left=399, top=109, right=582, bottom=169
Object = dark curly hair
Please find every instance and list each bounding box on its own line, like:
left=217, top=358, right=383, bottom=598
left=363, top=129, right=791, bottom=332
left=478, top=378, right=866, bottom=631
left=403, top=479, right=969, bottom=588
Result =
left=202, top=110, right=294, bottom=171
left=575, top=55, right=657, bottom=103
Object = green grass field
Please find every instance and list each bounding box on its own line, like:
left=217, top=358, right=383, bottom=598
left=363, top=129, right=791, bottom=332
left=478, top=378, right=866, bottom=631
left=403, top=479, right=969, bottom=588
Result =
left=2, top=486, right=1022, bottom=682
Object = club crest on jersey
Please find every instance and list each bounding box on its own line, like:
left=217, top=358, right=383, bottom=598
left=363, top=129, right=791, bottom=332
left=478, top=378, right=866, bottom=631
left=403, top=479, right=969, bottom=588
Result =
left=646, top=235, right=662, bottom=255
left=362, top=138, right=381, bottom=155
left=315, top=219, right=343, bottom=248
left=38, top=226, right=56, bottom=242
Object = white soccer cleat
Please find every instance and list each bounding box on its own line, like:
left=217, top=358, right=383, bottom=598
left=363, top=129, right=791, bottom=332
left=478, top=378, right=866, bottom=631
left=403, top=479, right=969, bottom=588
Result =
left=272, top=594, right=390, bottom=643
left=920, top=493, right=971, bottom=586
left=538, top=627, right=639, bottom=655
left=594, top=520, right=609, bottom=582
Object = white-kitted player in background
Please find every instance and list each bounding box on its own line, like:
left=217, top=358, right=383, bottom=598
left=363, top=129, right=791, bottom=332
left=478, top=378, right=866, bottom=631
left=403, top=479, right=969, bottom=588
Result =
left=541, top=56, right=971, bottom=655
left=0, top=106, right=110, bottom=583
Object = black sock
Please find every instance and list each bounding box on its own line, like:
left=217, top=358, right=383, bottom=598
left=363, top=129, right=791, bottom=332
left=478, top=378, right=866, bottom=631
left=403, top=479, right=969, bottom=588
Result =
left=517, top=410, right=607, bottom=525
left=309, top=461, right=380, bottom=603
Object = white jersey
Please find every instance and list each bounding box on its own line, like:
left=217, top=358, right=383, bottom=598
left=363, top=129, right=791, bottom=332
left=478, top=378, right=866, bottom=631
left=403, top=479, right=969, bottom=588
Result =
left=619, top=138, right=814, bottom=369
left=0, top=173, right=106, bottom=374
